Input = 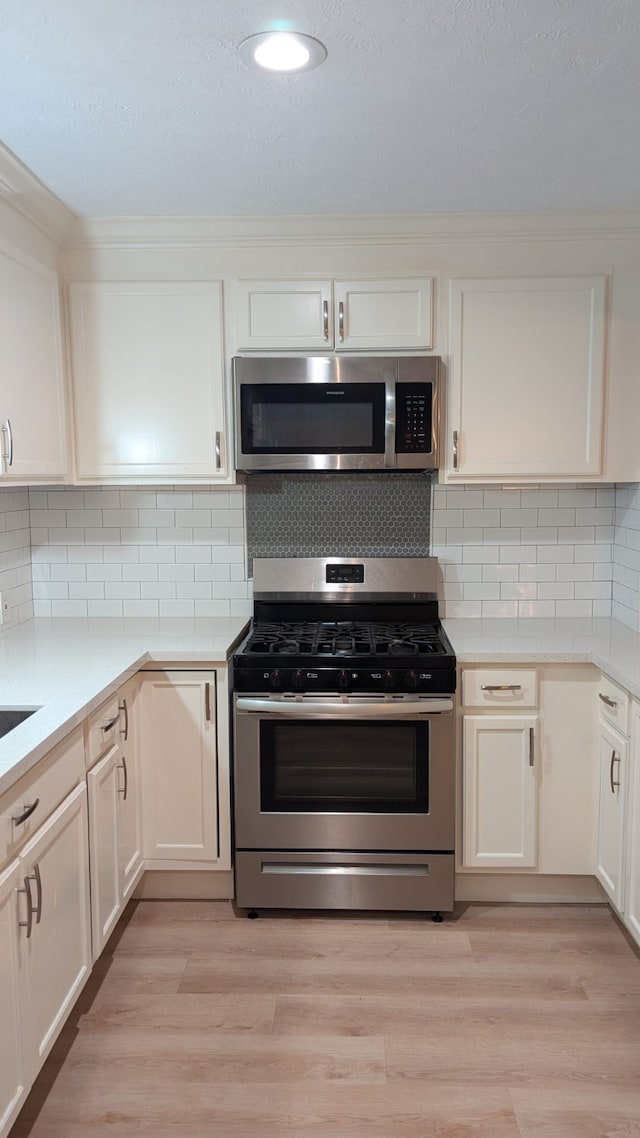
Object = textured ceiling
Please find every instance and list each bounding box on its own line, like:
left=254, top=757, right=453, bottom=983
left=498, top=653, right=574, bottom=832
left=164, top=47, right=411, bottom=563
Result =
left=0, top=0, right=639, bottom=217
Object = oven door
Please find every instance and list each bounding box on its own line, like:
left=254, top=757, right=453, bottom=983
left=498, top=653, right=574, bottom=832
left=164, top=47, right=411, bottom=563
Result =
left=233, top=696, right=454, bottom=852
left=233, top=356, right=397, bottom=471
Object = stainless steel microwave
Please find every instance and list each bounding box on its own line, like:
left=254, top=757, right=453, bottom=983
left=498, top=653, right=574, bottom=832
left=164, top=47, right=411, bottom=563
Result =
left=233, top=355, right=440, bottom=472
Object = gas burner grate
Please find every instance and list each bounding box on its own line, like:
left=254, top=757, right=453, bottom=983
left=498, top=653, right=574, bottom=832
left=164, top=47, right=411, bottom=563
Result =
left=242, top=619, right=447, bottom=659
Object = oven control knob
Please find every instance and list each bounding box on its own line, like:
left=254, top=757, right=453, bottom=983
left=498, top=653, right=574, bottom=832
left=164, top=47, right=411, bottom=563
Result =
left=291, top=669, right=305, bottom=691
left=405, top=671, right=419, bottom=690
left=382, top=670, right=396, bottom=691
left=336, top=669, right=351, bottom=691
left=269, top=669, right=284, bottom=691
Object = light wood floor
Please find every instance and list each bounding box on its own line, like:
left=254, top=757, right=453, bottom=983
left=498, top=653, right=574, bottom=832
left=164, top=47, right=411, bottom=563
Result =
left=12, top=900, right=640, bottom=1138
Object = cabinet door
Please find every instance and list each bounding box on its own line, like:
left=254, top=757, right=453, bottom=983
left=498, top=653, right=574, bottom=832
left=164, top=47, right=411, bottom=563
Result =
left=236, top=279, right=333, bottom=349
left=87, top=746, right=121, bottom=959
left=20, top=783, right=92, bottom=1072
left=69, top=281, right=228, bottom=480
left=595, top=721, right=627, bottom=908
left=140, top=671, right=218, bottom=863
left=0, top=246, right=67, bottom=482
left=0, top=860, right=28, bottom=1135
left=447, top=276, right=606, bottom=480
left=117, top=679, right=143, bottom=901
left=625, top=702, right=640, bottom=946
left=463, top=715, right=538, bottom=868
left=335, top=279, right=432, bottom=350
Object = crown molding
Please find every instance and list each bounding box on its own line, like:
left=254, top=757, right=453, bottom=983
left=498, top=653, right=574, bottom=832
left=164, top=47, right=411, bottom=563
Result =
left=0, top=142, right=76, bottom=245
left=66, top=209, right=640, bottom=250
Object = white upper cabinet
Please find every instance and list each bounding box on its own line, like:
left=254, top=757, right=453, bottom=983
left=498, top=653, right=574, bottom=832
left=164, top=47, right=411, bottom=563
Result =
left=0, top=244, right=68, bottom=483
left=235, top=277, right=433, bottom=351
left=68, top=281, right=230, bottom=482
left=446, top=276, right=606, bottom=481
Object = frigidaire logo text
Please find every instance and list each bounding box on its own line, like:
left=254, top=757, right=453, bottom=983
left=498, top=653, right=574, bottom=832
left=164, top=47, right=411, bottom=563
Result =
left=325, top=390, right=346, bottom=395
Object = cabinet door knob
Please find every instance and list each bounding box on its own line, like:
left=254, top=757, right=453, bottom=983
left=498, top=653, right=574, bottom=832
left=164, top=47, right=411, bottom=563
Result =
left=452, top=429, right=459, bottom=470
left=338, top=300, right=345, bottom=342
left=529, top=726, right=535, bottom=767
left=323, top=300, right=329, bottom=341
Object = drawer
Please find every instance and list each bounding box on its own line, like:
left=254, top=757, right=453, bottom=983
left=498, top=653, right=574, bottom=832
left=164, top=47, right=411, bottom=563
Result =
left=0, top=726, right=85, bottom=867
left=462, top=669, right=538, bottom=709
left=86, top=692, right=123, bottom=767
left=598, top=674, right=629, bottom=736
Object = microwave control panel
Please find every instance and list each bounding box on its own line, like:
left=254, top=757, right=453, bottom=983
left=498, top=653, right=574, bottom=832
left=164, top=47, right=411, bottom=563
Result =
left=395, top=383, right=433, bottom=453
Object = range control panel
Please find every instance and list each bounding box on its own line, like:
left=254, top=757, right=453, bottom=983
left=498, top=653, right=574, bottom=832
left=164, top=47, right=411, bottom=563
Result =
left=395, top=382, right=432, bottom=454
left=325, top=563, right=365, bottom=585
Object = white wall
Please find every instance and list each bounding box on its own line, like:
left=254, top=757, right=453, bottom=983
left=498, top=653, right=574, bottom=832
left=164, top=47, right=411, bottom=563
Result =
left=28, top=485, right=251, bottom=619
left=0, top=487, right=33, bottom=625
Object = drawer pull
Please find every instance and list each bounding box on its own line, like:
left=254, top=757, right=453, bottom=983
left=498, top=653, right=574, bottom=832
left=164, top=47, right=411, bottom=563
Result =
left=12, top=798, right=40, bottom=826
left=599, top=693, right=618, bottom=709
left=101, top=714, right=120, bottom=733
left=481, top=684, right=522, bottom=693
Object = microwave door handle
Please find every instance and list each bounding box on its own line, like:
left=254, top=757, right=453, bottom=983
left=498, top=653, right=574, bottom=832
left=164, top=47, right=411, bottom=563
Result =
left=384, top=381, right=395, bottom=468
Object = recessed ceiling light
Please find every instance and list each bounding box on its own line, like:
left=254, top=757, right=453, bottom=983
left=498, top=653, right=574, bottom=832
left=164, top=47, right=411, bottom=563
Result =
left=239, top=31, right=327, bottom=73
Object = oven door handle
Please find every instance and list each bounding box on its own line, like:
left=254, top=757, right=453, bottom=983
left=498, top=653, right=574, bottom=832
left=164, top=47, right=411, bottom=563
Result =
left=235, top=698, right=453, bottom=717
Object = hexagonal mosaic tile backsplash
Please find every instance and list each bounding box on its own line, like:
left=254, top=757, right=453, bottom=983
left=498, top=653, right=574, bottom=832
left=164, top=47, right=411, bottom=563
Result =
left=246, top=473, right=431, bottom=572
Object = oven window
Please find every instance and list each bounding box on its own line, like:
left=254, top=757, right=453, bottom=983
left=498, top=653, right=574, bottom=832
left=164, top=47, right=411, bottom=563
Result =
left=259, top=721, right=429, bottom=813
left=240, top=383, right=386, bottom=454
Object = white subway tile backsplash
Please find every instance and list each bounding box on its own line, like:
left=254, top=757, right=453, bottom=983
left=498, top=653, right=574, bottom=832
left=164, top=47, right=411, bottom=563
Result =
left=159, top=563, right=194, bottom=582
left=431, top=482, right=626, bottom=620
left=122, top=564, right=157, bottom=581
left=4, top=479, right=637, bottom=630
left=26, top=485, right=250, bottom=622
left=87, top=564, right=124, bottom=581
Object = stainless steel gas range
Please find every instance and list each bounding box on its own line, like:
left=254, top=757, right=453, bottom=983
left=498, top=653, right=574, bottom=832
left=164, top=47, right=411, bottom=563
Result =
left=231, top=557, right=456, bottom=917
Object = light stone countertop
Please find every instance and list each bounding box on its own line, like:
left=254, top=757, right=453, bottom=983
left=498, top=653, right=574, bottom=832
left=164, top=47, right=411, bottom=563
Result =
left=0, top=616, right=249, bottom=795
left=443, top=617, right=640, bottom=699
left=1, top=615, right=639, bottom=798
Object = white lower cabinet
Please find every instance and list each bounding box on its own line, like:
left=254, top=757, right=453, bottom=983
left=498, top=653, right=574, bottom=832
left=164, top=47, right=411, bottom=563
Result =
left=0, top=860, right=28, bottom=1137
left=139, top=671, right=220, bottom=866
left=463, top=714, right=538, bottom=868
left=595, top=721, right=628, bottom=910
left=87, top=679, right=143, bottom=958
left=460, top=665, right=600, bottom=879
left=624, top=700, right=640, bottom=945
left=19, top=783, right=92, bottom=1072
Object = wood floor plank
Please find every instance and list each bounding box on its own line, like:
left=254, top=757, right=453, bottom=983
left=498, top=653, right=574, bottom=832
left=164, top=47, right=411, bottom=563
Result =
left=272, top=986, right=592, bottom=1037
left=13, top=1082, right=522, bottom=1138
left=510, top=1086, right=640, bottom=1137
left=115, top=913, right=473, bottom=959
left=89, top=953, right=189, bottom=993
left=80, top=991, right=277, bottom=1033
